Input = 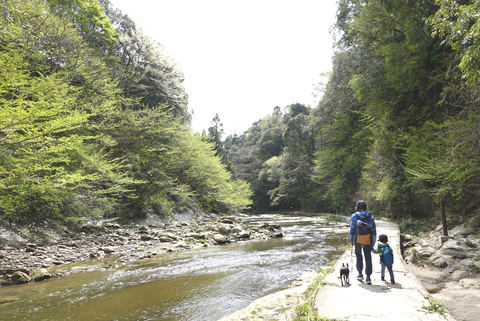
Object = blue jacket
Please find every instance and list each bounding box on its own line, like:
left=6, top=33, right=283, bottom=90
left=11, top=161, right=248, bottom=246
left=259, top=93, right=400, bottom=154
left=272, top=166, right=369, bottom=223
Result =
left=372, top=242, right=393, bottom=265
left=349, top=211, right=376, bottom=247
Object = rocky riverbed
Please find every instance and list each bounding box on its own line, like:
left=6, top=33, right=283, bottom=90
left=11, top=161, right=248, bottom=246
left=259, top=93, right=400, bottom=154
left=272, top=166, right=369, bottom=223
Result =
left=0, top=214, right=284, bottom=286
left=402, top=212, right=480, bottom=321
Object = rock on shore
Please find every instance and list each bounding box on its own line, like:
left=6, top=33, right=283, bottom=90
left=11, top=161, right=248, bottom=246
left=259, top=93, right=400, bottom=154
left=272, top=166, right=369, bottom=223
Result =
left=403, top=214, right=480, bottom=282
left=0, top=214, right=283, bottom=286
left=403, top=212, right=480, bottom=321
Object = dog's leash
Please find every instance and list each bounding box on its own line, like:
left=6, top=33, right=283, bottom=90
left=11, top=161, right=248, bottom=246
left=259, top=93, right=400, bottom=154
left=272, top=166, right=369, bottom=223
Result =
left=350, top=244, right=354, bottom=272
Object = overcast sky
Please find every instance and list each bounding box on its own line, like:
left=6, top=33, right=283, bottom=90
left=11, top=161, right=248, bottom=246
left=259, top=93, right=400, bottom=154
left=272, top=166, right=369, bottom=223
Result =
left=109, top=0, right=338, bottom=135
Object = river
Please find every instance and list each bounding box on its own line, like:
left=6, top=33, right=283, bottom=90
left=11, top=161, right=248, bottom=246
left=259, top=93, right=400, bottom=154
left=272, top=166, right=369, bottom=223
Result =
left=0, top=214, right=349, bottom=321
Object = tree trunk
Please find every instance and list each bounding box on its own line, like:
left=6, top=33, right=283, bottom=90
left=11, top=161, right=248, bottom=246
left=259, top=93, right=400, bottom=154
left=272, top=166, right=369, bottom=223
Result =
left=441, top=196, right=448, bottom=236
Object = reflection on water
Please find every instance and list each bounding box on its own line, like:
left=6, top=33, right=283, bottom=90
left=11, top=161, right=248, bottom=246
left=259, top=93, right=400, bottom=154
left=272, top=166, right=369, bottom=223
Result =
left=0, top=214, right=348, bottom=321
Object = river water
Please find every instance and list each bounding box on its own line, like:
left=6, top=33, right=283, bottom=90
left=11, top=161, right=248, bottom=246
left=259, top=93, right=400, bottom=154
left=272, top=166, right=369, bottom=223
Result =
left=0, top=214, right=348, bottom=321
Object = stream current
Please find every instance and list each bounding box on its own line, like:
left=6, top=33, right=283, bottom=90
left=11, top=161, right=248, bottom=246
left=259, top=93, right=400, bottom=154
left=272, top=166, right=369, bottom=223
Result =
left=0, top=214, right=348, bottom=321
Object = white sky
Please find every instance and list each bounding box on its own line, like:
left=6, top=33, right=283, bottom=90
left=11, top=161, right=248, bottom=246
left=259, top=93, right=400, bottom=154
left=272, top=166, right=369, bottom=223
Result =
left=109, top=0, right=338, bottom=135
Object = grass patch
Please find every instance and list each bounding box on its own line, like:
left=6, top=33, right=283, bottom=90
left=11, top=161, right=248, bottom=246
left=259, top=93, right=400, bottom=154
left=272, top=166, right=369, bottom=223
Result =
left=250, top=307, right=261, bottom=316
left=406, top=247, right=423, bottom=264
left=421, top=300, right=446, bottom=316
left=343, top=243, right=353, bottom=251
left=292, top=260, right=337, bottom=321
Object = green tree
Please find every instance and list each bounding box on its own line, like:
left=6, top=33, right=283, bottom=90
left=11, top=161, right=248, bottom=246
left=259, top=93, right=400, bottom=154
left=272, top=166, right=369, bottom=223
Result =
left=46, top=0, right=119, bottom=52
left=427, top=0, right=480, bottom=85
left=0, top=0, right=131, bottom=222
left=405, top=120, right=479, bottom=213
left=172, top=131, right=252, bottom=213
left=101, top=107, right=252, bottom=217
left=255, top=112, right=285, bottom=162
left=272, top=107, right=314, bottom=208
left=0, top=0, right=252, bottom=226
left=311, top=49, right=370, bottom=212
left=100, top=0, right=189, bottom=119
left=226, top=109, right=286, bottom=211
left=260, top=156, right=284, bottom=207
left=207, top=114, right=224, bottom=154
left=227, top=105, right=316, bottom=211
left=329, top=0, right=449, bottom=217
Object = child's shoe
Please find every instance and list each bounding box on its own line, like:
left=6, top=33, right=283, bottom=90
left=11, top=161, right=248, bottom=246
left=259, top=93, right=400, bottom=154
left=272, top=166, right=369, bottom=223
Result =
left=366, top=277, right=371, bottom=285
left=357, top=274, right=364, bottom=281
left=381, top=276, right=385, bottom=281
left=391, top=280, right=395, bottom=284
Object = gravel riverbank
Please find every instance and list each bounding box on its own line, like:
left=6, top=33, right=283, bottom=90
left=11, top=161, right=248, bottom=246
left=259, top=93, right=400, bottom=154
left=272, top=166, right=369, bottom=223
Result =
left=0, top=214, right=283, bottom=286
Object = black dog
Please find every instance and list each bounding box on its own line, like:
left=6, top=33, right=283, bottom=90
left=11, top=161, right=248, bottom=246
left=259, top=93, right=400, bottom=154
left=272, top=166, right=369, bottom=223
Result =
left=340, top=263, right=349, bottom=286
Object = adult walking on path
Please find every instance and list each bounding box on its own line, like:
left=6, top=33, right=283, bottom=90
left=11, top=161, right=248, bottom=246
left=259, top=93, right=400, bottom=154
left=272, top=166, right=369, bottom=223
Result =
left=349, top=200, right=376, bottom=285
left=314, top=220, right=456, bottom=321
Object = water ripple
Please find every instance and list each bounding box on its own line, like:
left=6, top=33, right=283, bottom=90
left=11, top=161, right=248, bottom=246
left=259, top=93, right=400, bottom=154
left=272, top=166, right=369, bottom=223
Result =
left=0, top=216, right=347, bottom=321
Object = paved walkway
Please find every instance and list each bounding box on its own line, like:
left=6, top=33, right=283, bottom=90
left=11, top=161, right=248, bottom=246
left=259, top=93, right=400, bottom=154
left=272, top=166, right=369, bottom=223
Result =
left=314, top=220, right=455, bottom=321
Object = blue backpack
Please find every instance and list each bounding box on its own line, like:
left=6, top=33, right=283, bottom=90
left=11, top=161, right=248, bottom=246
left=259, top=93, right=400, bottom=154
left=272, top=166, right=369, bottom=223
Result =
left=355, top=213, right=372, bottom=246
left=380, top=246, right=393, bottom=265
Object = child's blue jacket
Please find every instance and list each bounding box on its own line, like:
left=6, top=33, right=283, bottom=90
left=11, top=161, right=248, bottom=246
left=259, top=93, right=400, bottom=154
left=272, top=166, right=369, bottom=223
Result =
left=349, top=211, right=377, bottom=247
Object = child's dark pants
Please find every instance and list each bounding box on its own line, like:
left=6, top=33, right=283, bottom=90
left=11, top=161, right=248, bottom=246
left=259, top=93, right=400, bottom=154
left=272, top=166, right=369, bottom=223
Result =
left=381, top=264, right=394, bottom=281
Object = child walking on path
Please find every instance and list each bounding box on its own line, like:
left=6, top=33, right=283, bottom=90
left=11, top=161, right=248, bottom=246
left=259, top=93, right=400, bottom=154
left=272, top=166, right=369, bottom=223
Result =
left=372, top=234, right=395, bottom=284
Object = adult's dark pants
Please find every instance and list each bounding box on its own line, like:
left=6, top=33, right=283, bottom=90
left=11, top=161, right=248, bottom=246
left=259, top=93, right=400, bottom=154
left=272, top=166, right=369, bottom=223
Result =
left=354, top=242, right=372, bottom=277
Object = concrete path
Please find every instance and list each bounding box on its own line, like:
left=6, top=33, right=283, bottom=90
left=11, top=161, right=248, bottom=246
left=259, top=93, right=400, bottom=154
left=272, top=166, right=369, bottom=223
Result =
left=314, top=220, right=455, bottom=321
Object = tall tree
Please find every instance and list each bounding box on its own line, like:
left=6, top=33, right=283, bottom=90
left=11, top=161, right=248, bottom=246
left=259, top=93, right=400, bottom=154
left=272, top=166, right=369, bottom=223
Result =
left=207, top=114, right=224, bottom=155
left=46, top=0, right=119, bottom=52
left=0, top=0, right=131, bottom=222
left=100, top=0, right=189, bottom=120
left=428, top=0, right=480, bottom=85
left=330, top=0, right=448, bottom=217
left=311, top=49, right=370, bottom=212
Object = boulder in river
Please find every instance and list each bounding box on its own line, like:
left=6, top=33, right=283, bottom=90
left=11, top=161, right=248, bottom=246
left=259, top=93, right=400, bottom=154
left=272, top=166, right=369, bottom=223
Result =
left=2, top=271, right=31, bottom=285
left=217, top=223, right=231, bottom=235
left=213, top=234, right=228, bottom=244
left=231, top=226, right=251, bottom=239
left=31, top=268, right=50, bottom=282
left=272, top=229, right=284, bottom=238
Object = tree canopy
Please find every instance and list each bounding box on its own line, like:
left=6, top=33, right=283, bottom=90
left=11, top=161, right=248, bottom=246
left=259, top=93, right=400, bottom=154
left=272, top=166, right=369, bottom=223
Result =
left=0, top=0, right=251, bottom=225
left=3, top=0, right=480, bottom=225
left=223, top=0, right=480, bottom=220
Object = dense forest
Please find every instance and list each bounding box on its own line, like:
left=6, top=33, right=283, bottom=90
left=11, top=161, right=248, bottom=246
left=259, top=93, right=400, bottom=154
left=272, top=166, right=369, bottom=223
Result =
left=1, top=0, right=480, bottom=226
left=0, top=0, right=252, bottom=225
left=221, top=0, right=480, bottom=220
